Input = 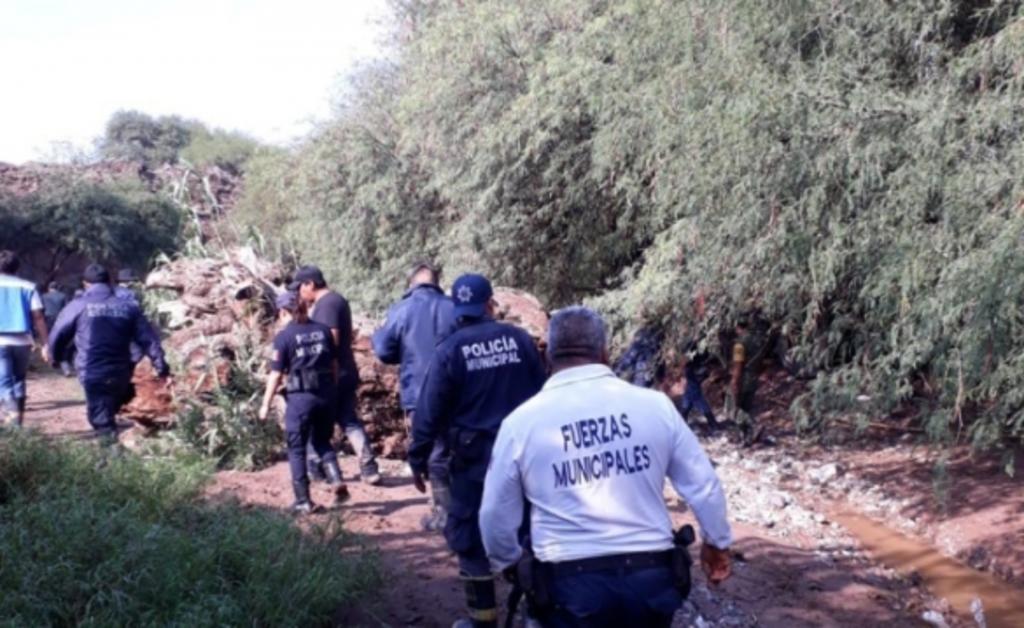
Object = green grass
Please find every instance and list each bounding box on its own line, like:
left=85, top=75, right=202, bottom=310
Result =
left=0, top=431, right=379, bottom=627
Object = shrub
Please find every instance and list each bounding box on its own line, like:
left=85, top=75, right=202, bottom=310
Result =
left=235, top=0, right=1024, bottom=461
left=168, top=326, right=284, bottom=471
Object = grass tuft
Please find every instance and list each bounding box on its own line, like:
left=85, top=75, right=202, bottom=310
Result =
left=0, top=431, right=379, bottom=627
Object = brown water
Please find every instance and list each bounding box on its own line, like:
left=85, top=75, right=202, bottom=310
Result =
left=836, top=512, right=1024, bottom=628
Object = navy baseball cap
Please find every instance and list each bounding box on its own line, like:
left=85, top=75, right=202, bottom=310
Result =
left=288, top=265, right=325, bottom=291
left=275, top=290, right=299, bottom=312
left=83, top=264, right=110, bottom=284
left=451, top=273, right=493, bottom=318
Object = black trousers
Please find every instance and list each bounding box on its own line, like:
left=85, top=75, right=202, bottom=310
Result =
left=82, top=378, right=134, bottom=436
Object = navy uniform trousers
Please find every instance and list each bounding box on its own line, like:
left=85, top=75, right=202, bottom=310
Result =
left=286, top=391, right=337, bottom=482
left=544, top=565, right=682, bottom=628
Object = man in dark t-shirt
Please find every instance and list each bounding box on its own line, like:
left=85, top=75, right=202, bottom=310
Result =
left=291, top=266, right=381, bottom=484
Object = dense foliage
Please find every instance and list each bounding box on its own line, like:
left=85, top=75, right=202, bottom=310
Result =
left=235, top=0, right=1024, bottom=460
left=101, top=110, right=262, bottom=174
left=0, top=175, right=182, bottom=279
left=0, top=431, right=379, bottom=626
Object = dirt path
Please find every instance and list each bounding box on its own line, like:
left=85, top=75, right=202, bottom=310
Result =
left=22, top=369, right=1020, bottom=627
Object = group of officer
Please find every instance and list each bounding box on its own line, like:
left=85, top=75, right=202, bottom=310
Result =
left=370, top=263, right=732, bottom=627
left=6, top=249, right=736, bottom=627
left=0, top=248, right=163, bottom=438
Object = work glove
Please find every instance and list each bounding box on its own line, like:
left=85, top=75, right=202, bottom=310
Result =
left=700, top=544, right=732, bottom=585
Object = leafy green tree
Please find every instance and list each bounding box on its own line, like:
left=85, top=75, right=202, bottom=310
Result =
left=100, top=110, right=196, bottom=167
left=100, top=110, right=262, bottom=173
left=235, top=0, right=1024, bottom=459
left=0, top=175, right=182, bottom=279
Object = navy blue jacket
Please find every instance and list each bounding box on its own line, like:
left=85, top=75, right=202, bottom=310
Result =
left=270, top=320, right=337, bottom=398
left=48, top=284, right=168, bottom=382
left=409, top=316, right=546, bottom=477
left=372, top=283, right=456, bottom=410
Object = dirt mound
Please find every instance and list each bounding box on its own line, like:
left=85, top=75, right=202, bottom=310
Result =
left=493, top=287, right=549, bottom=349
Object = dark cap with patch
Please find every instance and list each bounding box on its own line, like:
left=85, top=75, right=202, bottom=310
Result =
left=287, top=265, right=325, bottom=291
left=451, top=273, right=493, bottom=318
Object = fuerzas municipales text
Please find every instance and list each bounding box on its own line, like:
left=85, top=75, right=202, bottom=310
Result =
left=554, top=414, right=651, bottom=489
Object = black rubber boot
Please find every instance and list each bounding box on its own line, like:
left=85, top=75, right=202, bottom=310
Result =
left=290, top=479, right=314, bottom=515
left=422, top=479, right=451, bottom=532
left=459, top=574, right=498, bottom=628
left=322, top=458, right=351, bottom=505
left=13, top=397, right=26, bottom=428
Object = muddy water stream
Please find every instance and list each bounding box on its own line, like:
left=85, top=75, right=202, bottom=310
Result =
left=836, top=513, right=1024, bottom=627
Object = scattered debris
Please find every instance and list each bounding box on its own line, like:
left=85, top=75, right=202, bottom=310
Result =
left=123, top=249, right=549, bottom=459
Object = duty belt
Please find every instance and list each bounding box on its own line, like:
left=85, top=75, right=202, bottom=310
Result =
left=547, top=549, right=673, bottom=577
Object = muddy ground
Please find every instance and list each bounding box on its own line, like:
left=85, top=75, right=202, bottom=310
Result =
left=20, top=368, right=1024, bottom=627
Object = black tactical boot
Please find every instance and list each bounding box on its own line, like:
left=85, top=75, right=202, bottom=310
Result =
left=421, top=479, right=451, bottom=532
left=322, top=458, right=351, bottom=505
left=290, top=479, right=315, bottom=515
left=452, top=574, right=497, bottom=628
left=13, top=397, right=26, bottom=428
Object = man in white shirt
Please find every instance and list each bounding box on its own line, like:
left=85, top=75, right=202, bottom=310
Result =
left=0, top=250, right=49, bottom=427
left=480, top=306, right=732, bottom=627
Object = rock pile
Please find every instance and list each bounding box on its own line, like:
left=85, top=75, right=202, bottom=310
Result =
left=121, top=247, right=285, bottom=424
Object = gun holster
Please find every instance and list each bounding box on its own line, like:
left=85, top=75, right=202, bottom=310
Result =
left=285, top=369, right=324, bottom=394
left=510, top=548, right=552, bottom=615
left=672, top=524, right=696, bottom=598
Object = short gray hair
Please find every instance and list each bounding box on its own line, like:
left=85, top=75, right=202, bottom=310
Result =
left=547, top=306, right=607, bottom=362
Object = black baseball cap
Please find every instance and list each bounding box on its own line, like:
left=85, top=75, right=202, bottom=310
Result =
left=288, top=265, right=325, bottom=291
left=83, top=264, right=110, bottom=284
left=451, top=273, right=493, bottom=318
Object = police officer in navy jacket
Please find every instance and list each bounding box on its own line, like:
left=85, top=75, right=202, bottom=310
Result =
left=48, top=264, right=168, bottom=442
left=259, top=290, right=348, bottom=513
left=373, top=260, right=456, bottom=530
left=409, top=273, right=546, bottom=628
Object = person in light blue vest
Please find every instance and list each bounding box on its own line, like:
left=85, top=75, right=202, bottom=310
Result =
left=0, top=250, right=49, bottom=427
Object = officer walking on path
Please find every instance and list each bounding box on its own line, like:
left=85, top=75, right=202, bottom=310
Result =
left=41, top=282, right=67, bottom=330
left=409, top=273, right=546, bottom=628
left=291, top=266, right=381, bottom=485
left=42, top=282, right=73, bottom=376
left=728, top=315, right=769, bottom=446
left=259, top=291, right=348, bottom=513
left=115, top=268, right=149, bottom=365
left=480, top=306, right=733, bottom=627
left=47, top=264, right=168, bottom=443
left=372, top=261, right=456, bottom=530
left=0, top=250, right=49, bottom=428
left=114, top=269, right=141, bottom=303
left=679, top=339, right=721, bottom=430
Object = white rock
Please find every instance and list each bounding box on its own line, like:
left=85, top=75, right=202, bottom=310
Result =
left=921, top=611, right=950, bottom=628
left=809, top=463, right=841, bottom=485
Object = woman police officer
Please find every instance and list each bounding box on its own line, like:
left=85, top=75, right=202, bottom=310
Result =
left=259, top=290, right=348, bottom=513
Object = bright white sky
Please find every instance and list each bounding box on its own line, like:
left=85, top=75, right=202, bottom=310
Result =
left=0, top=0, right=387, bottom=164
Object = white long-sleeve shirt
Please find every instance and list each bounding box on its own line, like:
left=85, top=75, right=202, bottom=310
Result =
left=480, top=363, right=732, bottom=571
